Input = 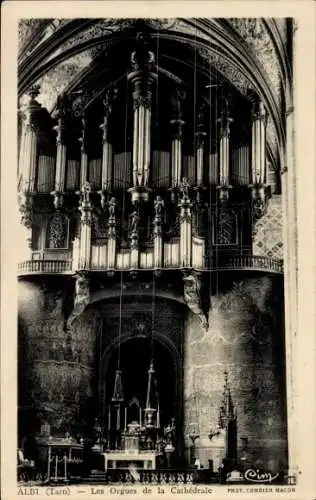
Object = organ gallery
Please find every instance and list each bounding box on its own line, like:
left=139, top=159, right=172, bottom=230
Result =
left=17, top=17, right=296, bottom=484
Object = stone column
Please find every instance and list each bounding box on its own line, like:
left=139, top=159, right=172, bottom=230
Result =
left=127, top=32, right=157, bottom=202
left=217, top=99, right=233, bottom=203
left=78, top=182, right=93, bottom=270
left=51, top=94, right=71, bottom=210
left=184, top=276, right=287, bottom=471
left=281, top=108, right=298, bottom=477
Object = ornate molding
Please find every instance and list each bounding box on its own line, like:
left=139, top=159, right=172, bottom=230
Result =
left=182, top=271, right=208, bottom=331
left=18, top=191, right=33, bottom=229
left=251, top=184, right=269, bottom=223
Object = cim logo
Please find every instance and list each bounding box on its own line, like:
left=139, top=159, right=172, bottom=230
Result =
left=244, top=468, right=279, bottom=483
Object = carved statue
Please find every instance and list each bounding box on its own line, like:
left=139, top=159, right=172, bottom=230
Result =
left=154, top=195, right=164, bottom=219
left=108, top=197, right=117, bottom=218
left=74, top=275, right=90, bottom=307
left=183, top=272, right=209, bottom=331
left=81, top=182, right=91, bottom=204
left=164, top=418, right=176, bottom=446
left=180, top=177, right=190, bottom=201
left=67, top=273, right=90, bottom=328
left=130, top=208, right=140, bottom=236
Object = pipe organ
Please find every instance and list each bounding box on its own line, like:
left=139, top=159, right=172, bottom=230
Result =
left=17, top=31, right=272, bottom=277
left=16, top=18, right=291, bottom=483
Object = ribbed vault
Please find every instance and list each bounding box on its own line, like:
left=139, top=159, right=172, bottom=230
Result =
left=18, top=18, right=293, bottom=174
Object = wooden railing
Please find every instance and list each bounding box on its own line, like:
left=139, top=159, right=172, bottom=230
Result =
left=216, top=255, right=283, bottom=274
left=17, top=255, right=283, bottom=276
left=18, top=260, right=72, bottom=275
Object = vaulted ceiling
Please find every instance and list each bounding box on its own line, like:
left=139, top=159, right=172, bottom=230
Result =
left=18, top=18, right=293, bottom=172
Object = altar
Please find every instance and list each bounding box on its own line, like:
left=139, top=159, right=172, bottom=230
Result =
left=103, top=419, right=161, bottom=471
left=103, top=451, right=158, bottom=471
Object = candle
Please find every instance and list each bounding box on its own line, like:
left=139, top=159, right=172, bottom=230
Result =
left=157, top=406, right=160, bottom=429
left=108, top=406, right=111, bottom=431
left=64, top=454, right=67, bottom=481
left=139, top=407, right=142, bottom=427
left=124, top=407, right=127, bottom=431
left=117, top=406, right=120, bottom=431
left=54, top=455, right=58, bottom=482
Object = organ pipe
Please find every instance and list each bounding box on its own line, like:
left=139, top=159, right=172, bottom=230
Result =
left=250, top=94, right=267, bottom=186
left=170, top=90, right=186, bottom=189
left=51, top=94, right=71, bottom=210
left=127, top=32, right=157, bottom=198
left=19, top=86, right=41, bottom=194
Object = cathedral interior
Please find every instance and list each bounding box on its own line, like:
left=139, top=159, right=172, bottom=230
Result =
left=17, top=17, right=296, bottom=484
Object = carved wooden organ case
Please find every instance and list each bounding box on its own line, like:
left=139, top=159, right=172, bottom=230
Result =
left=18, top=29, right=276, bottom=329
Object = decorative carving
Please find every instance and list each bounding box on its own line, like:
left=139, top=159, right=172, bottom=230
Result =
left=183, top=271, right=208, bottom=331
left=215, top=209, right=236, bottom=246
left=53, top=192, right=64, bottom=211
left=133, top=94, right=152, bottom=110
left=154, top=195, right=164, bottom=221
left=100, top=86, right=118, bottom=141
left=131, top=32, right=155, bottom=72
left=108, top=196, right=117, bottom=220
left=46, top=213, right=69, bottom=249
left=251, top=185, right=268, bottom=224
left=229, top=18, right=281, bottom=102
left=78, top=112, right=88, bottom=153
left=91, top=213, right=108, bottom=243
left=130, top=207, right=140, bottom=237
left=18, top=192, right=33, bottom=229
left=180, top=177, right=190, bottom=202
left=79, top=182, right=93, bottom=225
left=67, top=273, right=90, bottom=328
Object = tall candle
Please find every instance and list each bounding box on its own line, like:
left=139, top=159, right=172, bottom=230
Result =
left=63, top=454, right=67, bottom=481
left=157, top=407, right=160, bottom=429
left=54, top=455, right=58, bottom=482
left=117, top=406, right=120, bottom=431
left=124, top=407, right=127, bottom=431
left=108, top=406, right=111, bottom=431
left=139, top=407, right=142, bottom=427
left=47, top=447, right=51, bottom=481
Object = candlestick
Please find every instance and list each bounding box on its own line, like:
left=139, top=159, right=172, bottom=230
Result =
left=139, top=407, right=142, bottom=427
left=124, top=407, right=127, bottom=431
left=108, top=406, right=111, bottom=431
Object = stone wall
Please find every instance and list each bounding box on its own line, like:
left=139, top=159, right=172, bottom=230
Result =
left=18, top=278, right=102, bottom=439
left=183, top=275, right=287, bottom=472
left=253, top=195, right=283, bottom=259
